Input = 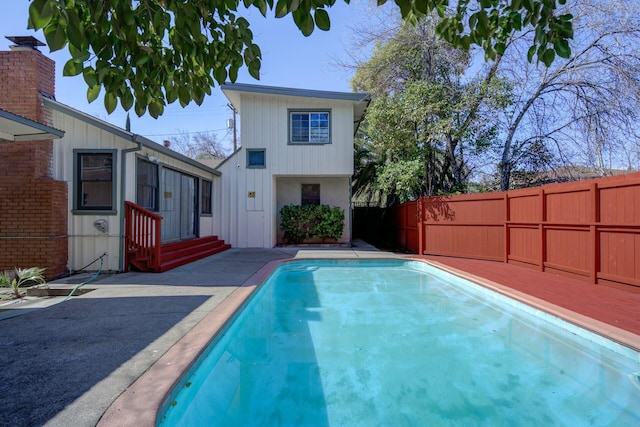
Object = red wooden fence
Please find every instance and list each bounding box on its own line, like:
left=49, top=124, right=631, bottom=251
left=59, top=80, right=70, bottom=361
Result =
left=390, top=172, right=640, bottom=293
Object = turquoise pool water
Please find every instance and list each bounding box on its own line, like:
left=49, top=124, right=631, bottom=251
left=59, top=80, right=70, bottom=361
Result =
left=159, top=259, right=640, bottom=426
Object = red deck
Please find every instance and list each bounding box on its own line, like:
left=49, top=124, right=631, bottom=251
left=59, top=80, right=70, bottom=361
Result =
left=413, top=255, right=640, bottom=348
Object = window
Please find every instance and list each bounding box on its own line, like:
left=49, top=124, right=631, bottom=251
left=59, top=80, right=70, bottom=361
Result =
left=201, top=179, right=212, bottom=215
left=301, top=184, right=320, bottom=206
left=74, top=150, right=116, bottom=212
left=247, top=149, right=266, bottom=168
left=289, top=111, right=330, bottom=144
left=136, top=158, right=159, bottom=210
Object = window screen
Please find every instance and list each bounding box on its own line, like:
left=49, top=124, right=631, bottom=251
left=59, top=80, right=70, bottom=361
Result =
left=77, top=152, right=114, bottom=210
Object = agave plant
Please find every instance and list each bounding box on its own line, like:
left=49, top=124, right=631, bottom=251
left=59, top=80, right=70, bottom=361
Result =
left=0, top=267, right=46, bottom=298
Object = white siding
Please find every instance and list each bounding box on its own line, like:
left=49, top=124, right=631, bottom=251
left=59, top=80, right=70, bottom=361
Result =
left=50, top=109, right=218, bottom=272
left=214, top=89, right=357, bottom=248
left=239, top=93, right=354, bottom=176
left=50, top=109, right=126, bottom=272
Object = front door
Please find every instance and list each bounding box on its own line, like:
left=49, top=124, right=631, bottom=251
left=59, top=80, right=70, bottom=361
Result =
left=160, top=169, right=197, bottom=242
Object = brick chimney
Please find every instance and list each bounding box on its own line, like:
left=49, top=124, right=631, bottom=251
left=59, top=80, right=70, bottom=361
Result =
left=0, top=36, right=68, bottom=279
left=0, top=36, right=55, bottom=124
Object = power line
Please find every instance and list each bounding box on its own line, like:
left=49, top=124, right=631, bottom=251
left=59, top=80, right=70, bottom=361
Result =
left=143, top=127, right=229, bottom=137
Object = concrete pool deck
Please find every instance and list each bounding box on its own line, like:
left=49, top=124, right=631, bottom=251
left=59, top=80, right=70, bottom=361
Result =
left=1, top=242, right=638, bottom=426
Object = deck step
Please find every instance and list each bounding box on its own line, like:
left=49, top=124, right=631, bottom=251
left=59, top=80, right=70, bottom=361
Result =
left=157, top=242, right=231, bottom=272
left=161, top=238, right=225, bottom=263
left=126, top=235, right=231, bottom=273
left=158, top=236, right=230, bottom=272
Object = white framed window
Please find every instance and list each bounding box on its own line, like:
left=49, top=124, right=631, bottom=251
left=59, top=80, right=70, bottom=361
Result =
left=289, top=110, right=330, bottom=144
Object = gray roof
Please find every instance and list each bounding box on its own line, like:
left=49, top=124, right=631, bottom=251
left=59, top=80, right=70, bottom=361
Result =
left=42, top=98, right=221, bottom=176
left=221, top=83, right=371, bottom=131
left=221, top=83, right=371, bottom=103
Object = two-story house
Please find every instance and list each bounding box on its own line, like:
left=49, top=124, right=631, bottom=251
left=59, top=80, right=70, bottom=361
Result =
left=214, top=84, right=370, bottom=248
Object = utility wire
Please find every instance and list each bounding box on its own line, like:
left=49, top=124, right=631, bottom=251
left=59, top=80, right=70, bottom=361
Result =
left=144, top=127, right=229, bottom=137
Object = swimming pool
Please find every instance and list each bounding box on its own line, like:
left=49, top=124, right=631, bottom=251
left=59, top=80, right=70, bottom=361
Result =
left=158, top=259, right=640, bottom=426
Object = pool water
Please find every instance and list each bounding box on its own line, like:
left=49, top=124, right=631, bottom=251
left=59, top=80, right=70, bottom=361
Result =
left=159, top=259, right=640, bottom=426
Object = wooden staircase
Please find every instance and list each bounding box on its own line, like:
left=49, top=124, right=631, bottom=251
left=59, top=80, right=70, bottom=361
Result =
left=125, top=201, right=230, bottom=273
left=157, top=236, right=231, bottom=272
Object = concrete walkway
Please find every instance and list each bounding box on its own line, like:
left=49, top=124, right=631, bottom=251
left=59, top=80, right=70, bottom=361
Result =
left=0, top=243, right=397, bottom=427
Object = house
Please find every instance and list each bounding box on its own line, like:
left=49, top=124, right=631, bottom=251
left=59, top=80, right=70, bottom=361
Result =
left=214, top=84, right=370, bottom=248
left=0, top=37, right=229, bottom=278
left=0, top=38, right=370, bottom=278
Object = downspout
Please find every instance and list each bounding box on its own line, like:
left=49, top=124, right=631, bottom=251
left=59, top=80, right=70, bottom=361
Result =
left=118, top=135, right=142, bottom=271
left=349, top=175, right=353, bottom=244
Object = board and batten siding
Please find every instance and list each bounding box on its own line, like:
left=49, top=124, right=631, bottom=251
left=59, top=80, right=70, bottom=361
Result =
left=50, top=108, right=217, bottom=272
left=213, top=91, right=357, bottom=248
left=50, top=108, right=127, bottom=272
left=239, top=93, right=355, bottom=175
left=213, top=148, right=275, bottom=248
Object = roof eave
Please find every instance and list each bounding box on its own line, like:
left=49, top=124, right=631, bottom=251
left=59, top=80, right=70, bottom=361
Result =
left=42, top=98, right=221, bottom=176
left=0, top=108, right=65, bottom=141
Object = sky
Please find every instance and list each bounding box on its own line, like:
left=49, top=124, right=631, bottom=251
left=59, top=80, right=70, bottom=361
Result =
left=1, top=0, right=379, bottom=152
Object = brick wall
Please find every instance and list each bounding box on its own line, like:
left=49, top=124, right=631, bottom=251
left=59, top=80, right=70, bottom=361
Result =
left=0, top=48, right=55, bottom=124
left=0, top=47, right=68, bottom=279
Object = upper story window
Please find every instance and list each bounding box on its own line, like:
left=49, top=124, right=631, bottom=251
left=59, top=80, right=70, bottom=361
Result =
left=289, top=111, right=330, bottom=144
left=136, top=158, right=159, bottom=211
left=74, top=150, right=116, bottom=213
left=201, top=179, right=212, bottom=215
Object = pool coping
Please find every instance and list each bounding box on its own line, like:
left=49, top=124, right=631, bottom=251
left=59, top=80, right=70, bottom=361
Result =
left=419, top=258, right=640, bottom=355
left=96, top=257, right=640, bottom=427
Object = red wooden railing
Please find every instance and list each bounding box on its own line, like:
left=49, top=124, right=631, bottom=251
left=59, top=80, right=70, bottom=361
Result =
left=124, top=201, right=163, bottom=272
left=389, top=172, right=640, bottom=293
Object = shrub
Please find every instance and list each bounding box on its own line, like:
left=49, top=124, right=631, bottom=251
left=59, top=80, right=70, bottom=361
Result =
left=279, top=205, right=344, bottom=244
left=0, top=267, right=47, bottom=298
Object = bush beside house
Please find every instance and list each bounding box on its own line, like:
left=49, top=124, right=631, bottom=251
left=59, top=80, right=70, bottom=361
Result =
left=279, top=205, right=344, bottom=244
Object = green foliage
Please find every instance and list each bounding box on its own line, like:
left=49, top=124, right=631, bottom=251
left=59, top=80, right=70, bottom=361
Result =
left=434, top=0, right=573, bottom=65
left=375, top=159, right=423, bottom=203
left=352, top=137, right=383, bottom=204
left=279, top=205, right=344, bottom=244
left=352, top=15, right=516, bottom=199
left=26, top=0, right=572, bottom=118
left=0, top=267, right=47, bottom=298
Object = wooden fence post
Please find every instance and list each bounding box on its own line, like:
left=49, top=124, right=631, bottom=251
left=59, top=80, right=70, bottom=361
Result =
left=418, top=197, right=423, bottom=255
left=504, top=192, right=509, bottom=264
left=539, top=187, right=546, bottom=272
left=590, top=182, right=599, bottom=284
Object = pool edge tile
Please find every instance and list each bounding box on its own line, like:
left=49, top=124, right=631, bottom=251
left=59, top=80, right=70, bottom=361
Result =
left=415, top=258, right=640, bottom=356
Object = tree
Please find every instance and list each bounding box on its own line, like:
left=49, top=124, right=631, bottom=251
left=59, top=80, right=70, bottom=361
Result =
left=352, top=137, right=383, bottom=205
left=170, top=130, right=230, bottom=160
left=27, top=0, right=572, bottom=118
left=353, top=17, right=509, bottom=199
left=495, top=0, right=640, bottom=190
